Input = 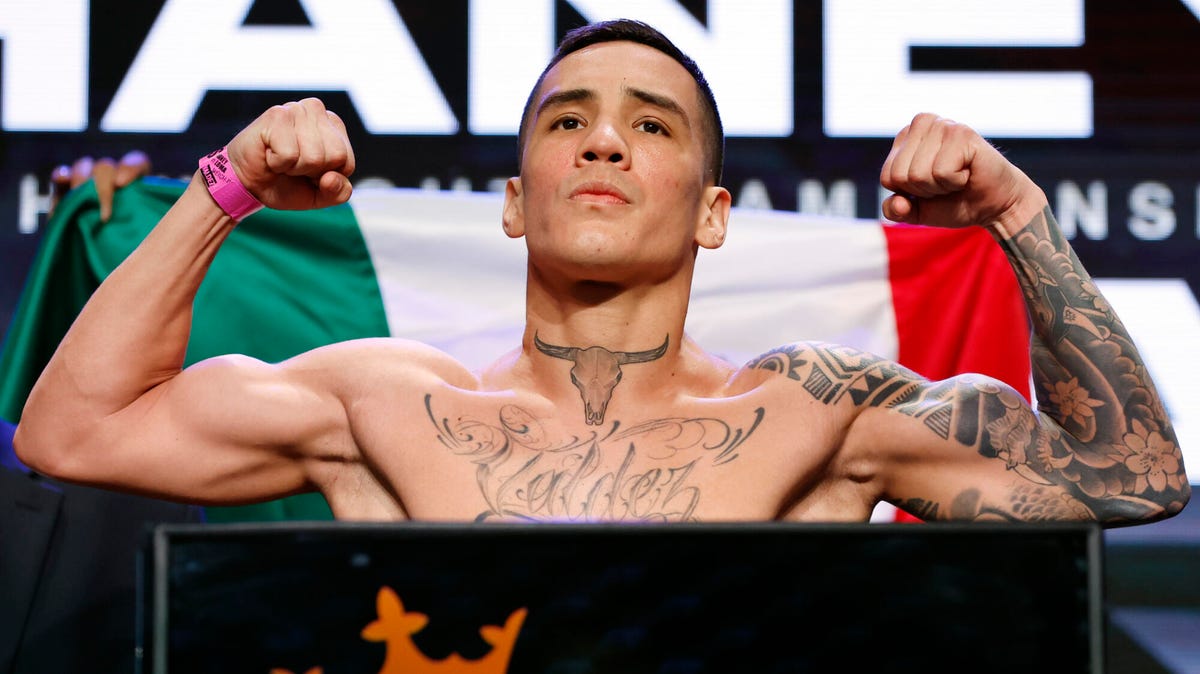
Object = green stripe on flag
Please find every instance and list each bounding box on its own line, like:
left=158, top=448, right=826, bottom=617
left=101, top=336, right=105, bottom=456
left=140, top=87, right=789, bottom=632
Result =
left=0, top=177, right=391, bottom=522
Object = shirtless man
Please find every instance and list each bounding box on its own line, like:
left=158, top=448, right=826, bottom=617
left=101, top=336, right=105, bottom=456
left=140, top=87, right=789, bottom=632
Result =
left=14, top=20, right=1189, bottom=524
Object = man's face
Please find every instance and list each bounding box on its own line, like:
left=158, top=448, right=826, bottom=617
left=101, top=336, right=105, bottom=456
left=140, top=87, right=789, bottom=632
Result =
left=503, top=41, right=729, bottom=286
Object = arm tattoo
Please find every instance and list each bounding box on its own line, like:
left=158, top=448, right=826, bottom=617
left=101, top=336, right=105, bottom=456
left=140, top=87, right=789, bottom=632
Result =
left=424, top=394, right=764, bottom=522
left=749, top=207, right=1189, bottom=523
left=898, top=498, right=940, bottom=520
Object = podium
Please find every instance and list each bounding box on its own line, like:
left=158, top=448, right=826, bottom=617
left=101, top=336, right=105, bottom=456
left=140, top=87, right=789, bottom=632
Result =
left=141, top=522, right=1102, bottom=673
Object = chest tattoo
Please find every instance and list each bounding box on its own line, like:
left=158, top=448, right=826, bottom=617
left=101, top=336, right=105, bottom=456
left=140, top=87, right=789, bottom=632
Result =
left=424, top=394, right=764, bottom=522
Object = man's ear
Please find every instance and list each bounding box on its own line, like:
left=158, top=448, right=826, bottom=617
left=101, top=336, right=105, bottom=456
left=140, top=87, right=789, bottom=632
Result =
left=502, top=177, right=525, bottom=238
left=695, top=185, right=732, bottom=250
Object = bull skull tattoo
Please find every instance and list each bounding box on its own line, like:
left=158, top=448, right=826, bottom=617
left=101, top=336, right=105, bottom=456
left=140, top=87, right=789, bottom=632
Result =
left=535, top=333, right=669, bottom=425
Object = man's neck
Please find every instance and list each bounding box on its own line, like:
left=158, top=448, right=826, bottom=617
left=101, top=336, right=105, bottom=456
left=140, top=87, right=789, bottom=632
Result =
left=522, top=269, right=693, bottom=353
left=513, top=265, right=701, bottom=422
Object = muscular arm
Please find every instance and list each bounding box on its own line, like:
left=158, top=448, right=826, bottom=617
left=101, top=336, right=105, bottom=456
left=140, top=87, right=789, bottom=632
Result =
left=755, top=114, right=1188, bottom=525
left=754, top=311, right=1186, bottom=525
left=877, top=203, right=1189, bottom=523
left=14, top=99, right=358, bottom=504
left=975, top=205, right=1189, bottom=521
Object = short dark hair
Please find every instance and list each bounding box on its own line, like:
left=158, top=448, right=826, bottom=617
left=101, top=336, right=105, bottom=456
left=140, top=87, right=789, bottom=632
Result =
left=517, top=19, right=725, bottom=185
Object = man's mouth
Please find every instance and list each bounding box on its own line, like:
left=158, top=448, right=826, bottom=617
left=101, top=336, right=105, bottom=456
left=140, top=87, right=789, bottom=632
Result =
left=569, top=182, right=630, bottom=204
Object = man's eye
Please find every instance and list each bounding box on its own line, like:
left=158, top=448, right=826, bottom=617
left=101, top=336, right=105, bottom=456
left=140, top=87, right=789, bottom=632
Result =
left=637, top=120, right=666, bottom=135
left=553, top=118, right=581, bottom=130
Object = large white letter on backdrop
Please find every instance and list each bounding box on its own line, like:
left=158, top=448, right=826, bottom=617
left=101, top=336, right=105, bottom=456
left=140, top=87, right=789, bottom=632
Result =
left=469, top=0, right=793, bottom=136
left=0, top=0, right=88, bottom=131
left=824, top=0, right=1092, bottom=138
left=102, top=0, right=456, bottom=134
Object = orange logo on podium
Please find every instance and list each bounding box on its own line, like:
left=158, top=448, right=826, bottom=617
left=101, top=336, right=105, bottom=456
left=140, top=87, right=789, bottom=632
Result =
left=271, top=586, right=527, bottom=674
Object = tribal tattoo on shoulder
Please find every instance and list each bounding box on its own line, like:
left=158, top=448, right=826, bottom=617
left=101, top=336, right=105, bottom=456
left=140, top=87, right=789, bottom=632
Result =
left=749, top=207, right=1189, bottom=524
left=424, top=394, right=764, bottom=523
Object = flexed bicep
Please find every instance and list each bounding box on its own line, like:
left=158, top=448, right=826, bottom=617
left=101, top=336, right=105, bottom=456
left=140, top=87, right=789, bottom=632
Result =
left=22, top=350, right=354, bottom=505
left=852, top=367, right=1185, bottom=524
left=15, top=98, right=362, bottom=504
left=850, top=374, right=1085, bottom=522
left=868, top=114, right=1188, bottom=524
left=748, top=341, right=1177, bottom=523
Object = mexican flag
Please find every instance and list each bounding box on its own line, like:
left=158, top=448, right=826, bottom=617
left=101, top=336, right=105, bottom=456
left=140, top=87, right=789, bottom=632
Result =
left=0, top=178, right=1030, bottom=522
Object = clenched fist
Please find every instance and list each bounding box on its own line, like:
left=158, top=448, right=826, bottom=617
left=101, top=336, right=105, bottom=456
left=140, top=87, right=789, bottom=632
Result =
left=226, top=97, right=356, bottom=211
left=880, top=113, right=1046, bottom=236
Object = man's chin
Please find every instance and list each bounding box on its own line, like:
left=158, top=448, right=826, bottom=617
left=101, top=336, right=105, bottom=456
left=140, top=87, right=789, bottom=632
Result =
left=532, top=254, right=640, bottom=286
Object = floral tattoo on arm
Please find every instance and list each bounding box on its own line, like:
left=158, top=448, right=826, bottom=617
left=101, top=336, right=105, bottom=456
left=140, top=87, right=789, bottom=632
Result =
left=749, top=207, right=1189, bottom=523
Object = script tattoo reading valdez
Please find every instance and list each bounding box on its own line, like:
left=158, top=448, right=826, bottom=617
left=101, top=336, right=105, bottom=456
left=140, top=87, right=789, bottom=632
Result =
left=749, top=207, right=1189, bottom=523
left=425, top=395, right=764, bottom=522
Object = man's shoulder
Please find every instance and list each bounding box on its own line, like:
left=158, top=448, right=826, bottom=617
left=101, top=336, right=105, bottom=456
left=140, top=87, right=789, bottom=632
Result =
left=286, top=336, right=480, bottom=391
left=738, top=340, right=902, bottom=380
left=725, top=339, right=938, bottom=416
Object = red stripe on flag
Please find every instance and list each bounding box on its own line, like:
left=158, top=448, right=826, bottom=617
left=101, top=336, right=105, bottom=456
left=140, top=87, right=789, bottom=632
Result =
left=884, top=224, right=1031, bottom=398
left=883, top=224, right=1032, bottom=523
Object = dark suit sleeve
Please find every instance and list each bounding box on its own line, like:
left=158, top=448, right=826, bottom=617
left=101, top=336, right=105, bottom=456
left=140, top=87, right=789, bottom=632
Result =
left=0, top=420, right=203, bottom=674
left=0, top=467, right=63, bottom=674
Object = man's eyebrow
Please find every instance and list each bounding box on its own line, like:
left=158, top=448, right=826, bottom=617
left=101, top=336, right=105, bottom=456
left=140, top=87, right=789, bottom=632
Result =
left=625, top=87, right=691, bottom=129
left=536, top=88, right=594, bottom=116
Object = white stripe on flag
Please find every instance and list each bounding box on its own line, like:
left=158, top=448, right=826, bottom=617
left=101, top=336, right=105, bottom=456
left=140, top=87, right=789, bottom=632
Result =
left=351, top=188, right=898, bottom=372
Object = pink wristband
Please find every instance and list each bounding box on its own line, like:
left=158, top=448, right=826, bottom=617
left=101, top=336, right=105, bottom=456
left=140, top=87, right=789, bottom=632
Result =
left=198, top=147, right=263, bottom=221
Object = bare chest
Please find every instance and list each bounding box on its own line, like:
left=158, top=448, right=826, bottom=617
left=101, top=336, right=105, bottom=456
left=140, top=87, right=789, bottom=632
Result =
left=340, top=387, right=856, bottom=523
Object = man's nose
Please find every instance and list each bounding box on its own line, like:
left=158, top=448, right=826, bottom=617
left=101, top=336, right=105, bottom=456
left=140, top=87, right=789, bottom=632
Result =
left=577, top=122, right=630, bottom=168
